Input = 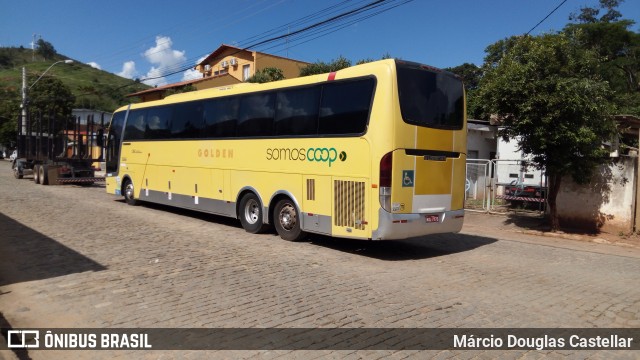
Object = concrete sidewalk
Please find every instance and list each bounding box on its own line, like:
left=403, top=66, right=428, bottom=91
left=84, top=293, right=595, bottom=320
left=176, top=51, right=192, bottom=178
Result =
left=463, top=210, right=640, bottom=249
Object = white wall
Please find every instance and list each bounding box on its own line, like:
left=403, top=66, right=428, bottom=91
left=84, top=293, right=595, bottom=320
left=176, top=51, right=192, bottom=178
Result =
left=496, top=136, right=544, bottom=187
left=557, top=157, right=636, bottom=234
left=466, top=125, right=496, bottom=160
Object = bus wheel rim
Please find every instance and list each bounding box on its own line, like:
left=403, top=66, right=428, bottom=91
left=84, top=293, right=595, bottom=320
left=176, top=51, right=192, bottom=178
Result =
left=125, top=183, right=134, bottom=199
left=279, top=203, right=297, bottom=231
left=244, top=199, right=260, bottom=224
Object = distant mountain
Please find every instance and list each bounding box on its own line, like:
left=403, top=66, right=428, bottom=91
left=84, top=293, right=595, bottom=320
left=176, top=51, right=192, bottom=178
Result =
left=0, top=47, right=150, bottom=112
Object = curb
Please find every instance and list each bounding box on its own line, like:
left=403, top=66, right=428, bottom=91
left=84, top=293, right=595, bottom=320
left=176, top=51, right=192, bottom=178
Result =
left=515, top=229, right=637, bottom=248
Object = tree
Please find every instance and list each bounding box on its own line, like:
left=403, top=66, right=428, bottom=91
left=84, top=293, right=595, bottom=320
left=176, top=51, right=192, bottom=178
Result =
left=356, top=52, right=395, bottom=65
left=164, top=84, right=197, bottom=96
left=0, top=86, right=19, bottom=148
left=445, top=63, right=483, bottom=118
left=246, top=67, right=285, bottom=83
left=36, top=39, right=57, bottom=60
left=564, top=0, right=639, bottom=115
left=569, top=0, right=623, bottom=24
left=299, top=56, right=351, bottom=76
left=27, top=74, right=75, bottom=132
left=476, top=33, right=617, bottom=231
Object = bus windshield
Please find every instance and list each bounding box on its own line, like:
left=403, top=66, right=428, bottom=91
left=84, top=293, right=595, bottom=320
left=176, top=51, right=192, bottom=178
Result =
left=396, top=61, right=464, bottom=130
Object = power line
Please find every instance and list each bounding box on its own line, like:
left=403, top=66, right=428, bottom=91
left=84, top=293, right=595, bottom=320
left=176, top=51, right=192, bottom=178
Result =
left=525, top=0, right=569, bottom=35
left=137, top=0, right=372, bottom=83
left=139, top=0, right=412, bottom=84
left=86, top=0, right=287, bottom=72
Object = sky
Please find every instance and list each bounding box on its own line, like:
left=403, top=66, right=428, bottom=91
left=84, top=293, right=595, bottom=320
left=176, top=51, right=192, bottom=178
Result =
left=1, top=0, right=638, bottom=87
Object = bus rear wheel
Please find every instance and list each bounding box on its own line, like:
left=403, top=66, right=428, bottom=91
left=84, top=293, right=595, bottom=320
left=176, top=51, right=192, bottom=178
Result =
left=273, top=198, right=306, bottom=242
left=239, top=193, right=267, bottom=234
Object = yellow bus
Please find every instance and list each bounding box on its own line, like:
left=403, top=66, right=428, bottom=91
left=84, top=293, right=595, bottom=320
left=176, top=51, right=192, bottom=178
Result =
left=105, top=59, right=466, bottom=241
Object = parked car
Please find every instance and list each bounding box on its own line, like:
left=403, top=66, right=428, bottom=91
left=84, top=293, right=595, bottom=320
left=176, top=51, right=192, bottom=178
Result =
left=503, top=180, right=546, bottom=200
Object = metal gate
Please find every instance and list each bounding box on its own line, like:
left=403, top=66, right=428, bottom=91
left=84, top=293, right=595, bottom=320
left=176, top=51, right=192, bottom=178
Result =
left=465, top=159, right=547, bottom=214
left=465, top=159, right=492, bottom=211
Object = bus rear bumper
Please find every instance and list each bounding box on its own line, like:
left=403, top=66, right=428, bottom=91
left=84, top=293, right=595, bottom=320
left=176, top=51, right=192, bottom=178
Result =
left=371, top=208, right=464, bottom=240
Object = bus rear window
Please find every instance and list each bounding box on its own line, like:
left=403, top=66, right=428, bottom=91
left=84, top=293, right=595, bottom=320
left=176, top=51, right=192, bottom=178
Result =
left=397, top=62, right=464, bottom=129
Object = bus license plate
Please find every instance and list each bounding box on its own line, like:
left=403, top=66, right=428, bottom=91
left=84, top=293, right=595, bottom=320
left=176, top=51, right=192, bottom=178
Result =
left=425, top=215, right=439, bottom=223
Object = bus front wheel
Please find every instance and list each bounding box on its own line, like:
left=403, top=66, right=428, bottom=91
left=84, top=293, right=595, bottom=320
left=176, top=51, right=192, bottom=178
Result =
left=273, top=198, right=305, bottom=242
left=239, top=193, right=267, bottom=234
left=123, top=179, right=139, bottom=206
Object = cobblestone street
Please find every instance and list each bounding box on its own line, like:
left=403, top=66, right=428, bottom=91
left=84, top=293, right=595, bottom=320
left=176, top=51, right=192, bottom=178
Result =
left=1, top=160, right=639, bottom=359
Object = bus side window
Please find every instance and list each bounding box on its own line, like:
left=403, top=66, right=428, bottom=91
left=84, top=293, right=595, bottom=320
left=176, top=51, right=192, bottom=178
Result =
left=171, top=101, right=204, bottom=139
left=318, top=79, right=374, bottom=135
left=237, top=92, right=275, bottom=137
left=146, top=106, right=172, bottom=139
left=123, top=109, right=148, bottom=140
left=203, top=97, right=239, bottom=138
left=275, top=87, right=320, bottom=136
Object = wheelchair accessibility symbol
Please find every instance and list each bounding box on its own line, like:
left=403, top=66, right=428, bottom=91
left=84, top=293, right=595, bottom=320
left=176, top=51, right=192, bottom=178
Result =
left=402, top=170, right=414, bottom=187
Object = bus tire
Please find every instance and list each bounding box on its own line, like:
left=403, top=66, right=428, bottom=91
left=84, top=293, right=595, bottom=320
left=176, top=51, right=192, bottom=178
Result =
left=239, top=193, right=267, bottom=234
left=123, top=179, right=139, bottom=206
left=39, top=165, right=49, bottom=185
left=273, top=198, right=305, bottom=242
left=33, top=165, right=41, bottom=184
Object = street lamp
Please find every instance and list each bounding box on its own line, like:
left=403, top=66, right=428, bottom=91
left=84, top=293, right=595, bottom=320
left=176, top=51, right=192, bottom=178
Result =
left=21, top=59, right=74, bottom=135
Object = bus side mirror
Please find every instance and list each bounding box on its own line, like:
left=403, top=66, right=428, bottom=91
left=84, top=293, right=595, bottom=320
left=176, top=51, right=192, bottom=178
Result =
left=96, top=129, right=104, bottom=147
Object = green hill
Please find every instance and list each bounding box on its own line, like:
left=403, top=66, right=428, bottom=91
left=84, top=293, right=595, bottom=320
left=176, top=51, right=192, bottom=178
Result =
left=0, top=47, right=150, bottom=112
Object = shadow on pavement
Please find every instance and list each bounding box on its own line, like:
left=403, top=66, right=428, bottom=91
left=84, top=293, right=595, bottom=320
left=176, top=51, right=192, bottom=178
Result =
left=502, top=212, right=606, bottom=236
left=0, top=312, right=31, bottom=360
left=129, top=200, right=244, bottom=229
left=306, top=232, right=497, bottom=261
left=502, top=213, right=550, bottom=231
left=127, top=200, right=498, bottom=260
left=0, top=212, right=106, bottom=287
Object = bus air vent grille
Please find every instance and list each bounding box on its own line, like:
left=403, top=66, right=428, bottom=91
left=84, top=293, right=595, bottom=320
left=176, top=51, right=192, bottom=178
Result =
left=307, top=179, right=315, bottom=201
left=334, top=180, right=366, bottom=230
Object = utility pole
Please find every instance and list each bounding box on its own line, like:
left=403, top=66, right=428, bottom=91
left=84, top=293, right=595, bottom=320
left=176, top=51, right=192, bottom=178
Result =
left=21, top=67, right=27, bottom=135
left=19, top=60, right=74, bottom=153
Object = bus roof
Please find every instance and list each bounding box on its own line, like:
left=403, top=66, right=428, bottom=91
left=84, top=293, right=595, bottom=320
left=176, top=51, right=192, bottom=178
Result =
left=114, top=58, right=403, bottom=113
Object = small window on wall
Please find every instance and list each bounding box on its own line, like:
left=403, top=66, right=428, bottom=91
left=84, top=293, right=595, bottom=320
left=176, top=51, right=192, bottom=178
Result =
left=243, top=64, right=250, bottom=81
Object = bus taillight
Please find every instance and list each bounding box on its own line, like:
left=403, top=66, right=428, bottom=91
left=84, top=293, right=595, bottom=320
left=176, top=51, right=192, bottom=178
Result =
left=379, top=152, right=393, bottom=212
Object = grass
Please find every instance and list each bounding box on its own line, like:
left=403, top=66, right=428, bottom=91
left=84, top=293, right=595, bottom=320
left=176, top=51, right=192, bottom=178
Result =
left=0, top=47, right=150, bottom=112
